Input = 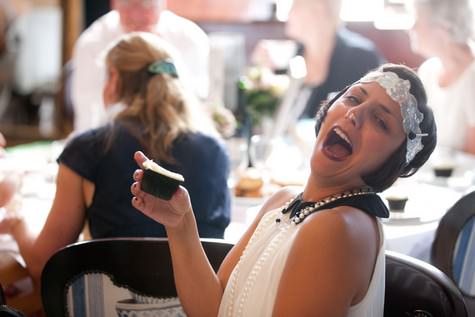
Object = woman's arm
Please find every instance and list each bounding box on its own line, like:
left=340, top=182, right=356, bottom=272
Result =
left=9, top=164, right=87, bottom=282
left=0, top=173, right=18, bottom=207
left=131, top=151, right=222, bottom=317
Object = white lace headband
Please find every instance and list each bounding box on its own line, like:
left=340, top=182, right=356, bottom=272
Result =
left=360, top=71, right=426, bottom=164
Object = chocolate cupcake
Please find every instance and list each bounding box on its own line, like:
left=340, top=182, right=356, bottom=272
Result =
left=141, top=160, right=185, bottom=200
left=386, top=196, right=408, bottom=212
left=433, top=164, right=454, bottom=178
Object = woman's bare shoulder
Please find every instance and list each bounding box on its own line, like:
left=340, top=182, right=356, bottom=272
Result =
left=260, top=186, right=301, bottom=214
left=298, top=205, right=377, bottom=242
left=273, top=206, right=379, bottom=316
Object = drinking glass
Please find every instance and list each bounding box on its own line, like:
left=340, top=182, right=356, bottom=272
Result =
left=225, top=137, right=249, bottom=187
left=249, top=134, right=274, bottom=171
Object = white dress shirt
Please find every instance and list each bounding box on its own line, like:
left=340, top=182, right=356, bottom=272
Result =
left=71, top=10, right=209, bottom=133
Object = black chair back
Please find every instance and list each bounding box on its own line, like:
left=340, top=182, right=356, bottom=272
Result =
left=41, top=237, right=233, bottom=316
left=385, top=250, right=468, bottom=317
left=431, top=190, right=475, bottom=315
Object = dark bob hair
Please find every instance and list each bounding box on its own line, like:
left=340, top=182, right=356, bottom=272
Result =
left=314, top=64, right=437, bottom=192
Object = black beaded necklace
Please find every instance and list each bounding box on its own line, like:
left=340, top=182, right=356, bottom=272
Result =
left=276, top=187, right=375, bottom=225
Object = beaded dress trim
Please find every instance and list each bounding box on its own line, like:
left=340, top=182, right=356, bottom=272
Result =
left=223, top=208, right=294, bottom=317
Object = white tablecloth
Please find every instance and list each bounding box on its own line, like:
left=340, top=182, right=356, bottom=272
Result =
left=226, top=178, right=468, bottom=263
left=0, top=141, right=60, bottom=266
left=2, top=141, right=474, bottom=265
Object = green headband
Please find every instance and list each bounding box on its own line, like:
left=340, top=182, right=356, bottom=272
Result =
left=147, top=59, right=178, bottom=78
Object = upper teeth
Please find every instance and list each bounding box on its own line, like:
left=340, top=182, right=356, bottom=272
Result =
left=334, top=127, right=351, bottom=145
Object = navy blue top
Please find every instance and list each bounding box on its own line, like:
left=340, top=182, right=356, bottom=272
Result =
left=57, top=123, right=231, bottom=239
left=300, top=28, right=385, bottom=118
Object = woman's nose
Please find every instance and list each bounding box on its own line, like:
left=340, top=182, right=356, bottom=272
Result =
left=346, top=108, right=362, bottom=129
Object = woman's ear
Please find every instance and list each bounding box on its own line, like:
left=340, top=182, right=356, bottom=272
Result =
left=103, top=67, right=120, bottom=107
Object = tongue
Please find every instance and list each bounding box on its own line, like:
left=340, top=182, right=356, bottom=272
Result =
left=324, top=143, right=351, bottom=161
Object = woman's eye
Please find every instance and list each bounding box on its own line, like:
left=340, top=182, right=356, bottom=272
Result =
left=375, top=115, right=388, bottom=131
left=344, top=95, right=360, bottom=105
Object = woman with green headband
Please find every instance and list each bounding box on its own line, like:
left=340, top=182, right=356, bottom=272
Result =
left=131, top=63, right=437, bottom=317
left=0, top=32, right=231, bottom=284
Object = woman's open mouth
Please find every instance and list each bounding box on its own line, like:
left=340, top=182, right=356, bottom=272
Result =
left=322, top=127, right=353, bottom=161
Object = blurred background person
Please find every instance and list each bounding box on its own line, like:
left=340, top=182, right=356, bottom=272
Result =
left=253, top=0, right=385, bottom=119
left=0, top=32, right=230, bottom=283
left=71, top=0, right=210, bottom=133
left=409, top=0, right=475, bottom=154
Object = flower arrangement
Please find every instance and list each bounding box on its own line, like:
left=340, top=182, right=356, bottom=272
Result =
left=238, top=67, right=289, bottom=131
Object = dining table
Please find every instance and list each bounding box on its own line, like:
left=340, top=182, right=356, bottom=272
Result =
left=0, top=140, right=62, bottom=314
left=1, top=138, right=475, bottom=315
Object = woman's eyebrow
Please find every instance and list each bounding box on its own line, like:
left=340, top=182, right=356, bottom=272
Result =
left=358, top=86, right=369, bottom=96
left=378, top=103, right=397, bottom=118
left=359, top=85, right=397, bottom=118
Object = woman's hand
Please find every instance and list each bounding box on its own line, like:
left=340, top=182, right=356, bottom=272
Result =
left=130, top=151, right=193, bottom=228
left=0, top=212, right=22, bottom=235
left=0, top=173, right=20, bottom=208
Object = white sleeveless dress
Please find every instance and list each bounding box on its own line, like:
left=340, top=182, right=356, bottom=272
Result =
left=218, top=208, right=385, bottom=317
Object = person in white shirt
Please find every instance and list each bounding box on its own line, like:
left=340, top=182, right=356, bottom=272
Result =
left=409, top=0, right=475, bottom=154
left=71, top=0, right=209, bottom=133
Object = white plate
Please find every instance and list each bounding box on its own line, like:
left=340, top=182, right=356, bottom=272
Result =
left=232, top=196, right=265, bottom=207
left=384, top=212, right=438, bottom=226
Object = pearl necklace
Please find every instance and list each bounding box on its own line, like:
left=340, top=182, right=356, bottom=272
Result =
left=276, top=187, right=375, bottom=225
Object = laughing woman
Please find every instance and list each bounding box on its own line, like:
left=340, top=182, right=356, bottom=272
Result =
left=131, top=64, right=437, bottom=317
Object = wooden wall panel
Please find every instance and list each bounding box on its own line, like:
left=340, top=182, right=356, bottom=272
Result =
left=61, top=0, right=82, bottom=64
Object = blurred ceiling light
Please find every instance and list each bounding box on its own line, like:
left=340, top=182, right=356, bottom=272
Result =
left=340, top=0, right=383, bottom=22
left=276, top=0, right=413, bottom=29
left=274, top=0, right=292, bottom=21
left=289, top=55, right=306, bottom=79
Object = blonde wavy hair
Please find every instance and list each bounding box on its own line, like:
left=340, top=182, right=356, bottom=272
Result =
left=105, top=32, right=214, bottom=162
